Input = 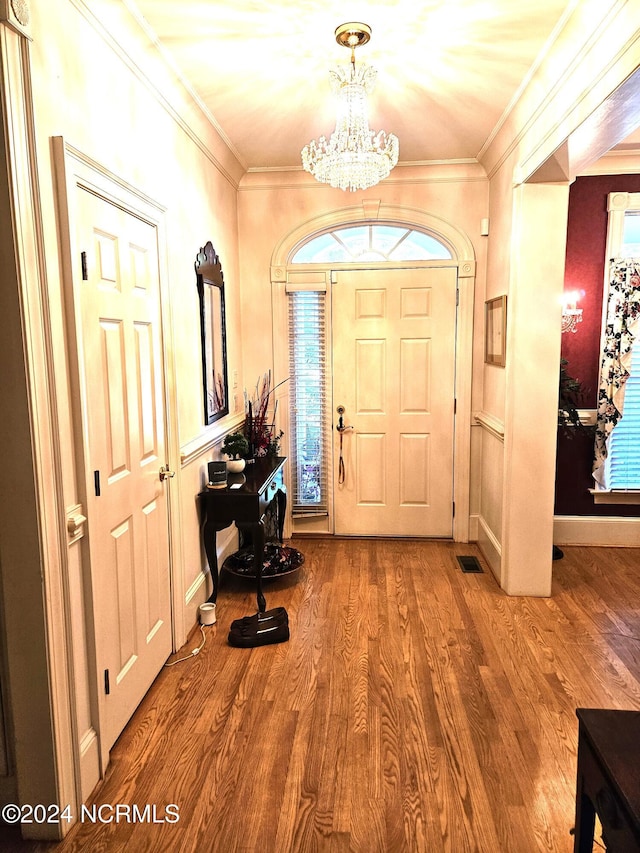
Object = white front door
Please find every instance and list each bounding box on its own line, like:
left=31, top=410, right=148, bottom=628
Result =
left=76, top=188, right=172, bottom=755
left=332, top=268, right=457, bottom=537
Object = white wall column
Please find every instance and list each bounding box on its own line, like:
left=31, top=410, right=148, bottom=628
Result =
left=501, top=182, right=569, bottom=596
left=0, top=1, right=77, bottom=838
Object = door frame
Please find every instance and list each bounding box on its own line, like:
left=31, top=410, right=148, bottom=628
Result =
left=271, top=202, right=476, bottom=542
left=52, top=138, right=183, bottom=776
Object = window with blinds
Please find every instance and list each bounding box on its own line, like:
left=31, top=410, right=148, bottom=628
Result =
left=599, top=202, right=640, bottom=491
left=604, top=337, right=640, bottom=488
left=288, top=291, right=329, bottom=515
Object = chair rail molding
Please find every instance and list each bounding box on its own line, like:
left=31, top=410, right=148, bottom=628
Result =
left=474, top=411, right=505, bottom=441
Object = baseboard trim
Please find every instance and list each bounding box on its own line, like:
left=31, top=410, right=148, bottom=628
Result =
left=476, top=515, right=502, bottom=583
left=553, top=515, right=640, bottom=547
left=468, top=513, right=479, bottom=542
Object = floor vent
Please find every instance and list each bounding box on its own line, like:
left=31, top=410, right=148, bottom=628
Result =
left=457, top=555, right=484, bottom=574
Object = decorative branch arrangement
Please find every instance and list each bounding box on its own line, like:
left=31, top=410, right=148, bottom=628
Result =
left=244, top=371, right=288, bottom=458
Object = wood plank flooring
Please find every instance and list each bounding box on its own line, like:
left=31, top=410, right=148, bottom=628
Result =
left=6, top=539, right=640, bottom=852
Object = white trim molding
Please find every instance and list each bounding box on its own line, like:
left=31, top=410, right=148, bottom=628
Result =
left=477, top=515, right=502, bottom=583
left=554, top=515, right=640, bottom=547
left=590, top=489, right=640, bottom=506
left=474, top=411, right=505, bottom=441
left=180, top=414, right=245, bottom=467
left=0, top=0, right=30, bottom=36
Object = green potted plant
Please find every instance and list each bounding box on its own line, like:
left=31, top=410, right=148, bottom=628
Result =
left=221, top=431, right=249, bottom=473
left=558, top=358, right=591, bottom=433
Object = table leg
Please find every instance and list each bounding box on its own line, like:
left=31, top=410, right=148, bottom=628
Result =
left=573, top=775, right=596, bottom=852
left=276, top=486, right=287, bottom=543
left=252, top=519, right=267, bottom=613
left=202, top=519, right=219, bottom=604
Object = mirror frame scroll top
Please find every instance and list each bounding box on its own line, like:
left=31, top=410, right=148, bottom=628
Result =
left=195, top=240, right=229, bottom=425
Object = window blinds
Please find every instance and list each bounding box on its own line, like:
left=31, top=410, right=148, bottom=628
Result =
left=605, top=338, right=640, bottom=488
left=288, top=291, right=329, bottom=515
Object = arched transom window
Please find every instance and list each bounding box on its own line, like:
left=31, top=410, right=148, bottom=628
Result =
left=291, top=224, right=453, bottom=264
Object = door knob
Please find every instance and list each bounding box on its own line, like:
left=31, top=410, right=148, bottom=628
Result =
left=336, top=405, right=353, bottom=433
left=159, top=465, right=175, bottom=481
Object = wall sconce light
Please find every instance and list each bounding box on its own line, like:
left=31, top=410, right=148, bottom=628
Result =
left=561, top=290, right=583, bottom=334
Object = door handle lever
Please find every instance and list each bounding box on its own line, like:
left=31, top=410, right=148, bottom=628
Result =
left=336, top=404, right=354, bottom=433
left=159, top=465, right=175, bottom=481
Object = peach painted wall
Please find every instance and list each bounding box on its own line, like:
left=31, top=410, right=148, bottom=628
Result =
left=237, top=163, right=489, bottom=400
left=237, top=164, right=490, bottom=536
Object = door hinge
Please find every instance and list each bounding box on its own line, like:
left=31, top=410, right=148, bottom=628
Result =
left=454, top=398, right=457, bottom=415
left=452, top=501, right=456, bottom=518
left=81, top=251, right=88, bottom=281
left=104, top=669, right=110, bottom=695
left=456, top=287, right=459, bottom=306
left=94, top=470, right=101, bottom=497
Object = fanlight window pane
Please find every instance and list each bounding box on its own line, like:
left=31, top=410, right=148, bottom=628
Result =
left=336, top=226, right=370, bottom=256
left=292, top=233, right=339, bottom=263
left=374, top=226, right=411, bottom=255
left=392, top=231, right=452, bottom=260
left=291, top=225, right=452, bottom=263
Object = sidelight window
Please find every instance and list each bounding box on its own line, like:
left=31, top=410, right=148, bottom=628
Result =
left=288, top=291, right=329, bottom=515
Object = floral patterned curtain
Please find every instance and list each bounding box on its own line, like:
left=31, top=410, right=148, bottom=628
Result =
left=593, top=259, right=640, bottom=486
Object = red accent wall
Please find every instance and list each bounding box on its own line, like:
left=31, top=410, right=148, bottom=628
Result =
left=555, top=174, right=640, bottom=516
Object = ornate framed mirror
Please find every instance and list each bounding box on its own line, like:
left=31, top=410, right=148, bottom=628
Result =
left=195, top=241, right=229, bottom=425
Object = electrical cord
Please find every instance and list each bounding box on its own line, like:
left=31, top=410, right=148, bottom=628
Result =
left=164, top=625, right=208, bottom=666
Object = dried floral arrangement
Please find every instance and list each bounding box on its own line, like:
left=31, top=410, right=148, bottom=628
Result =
left=244, top=371, right=287, bottom=458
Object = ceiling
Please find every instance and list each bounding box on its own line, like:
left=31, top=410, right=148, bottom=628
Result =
left=129, top=1, right=583, bottom=172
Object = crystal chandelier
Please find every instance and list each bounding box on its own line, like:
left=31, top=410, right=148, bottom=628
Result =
left=301, top=23, right=399, bottom=192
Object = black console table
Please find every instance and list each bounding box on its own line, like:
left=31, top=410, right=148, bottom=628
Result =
left=199, top=456, right=286, bottom=613
left=573, top=708, right=640, bottom=852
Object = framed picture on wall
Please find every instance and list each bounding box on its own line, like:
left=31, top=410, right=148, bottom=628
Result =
left=485, top=295, right=507, bottom=367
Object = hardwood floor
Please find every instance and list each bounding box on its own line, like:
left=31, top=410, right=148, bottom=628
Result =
left=7, top=540, right=640, bottom=852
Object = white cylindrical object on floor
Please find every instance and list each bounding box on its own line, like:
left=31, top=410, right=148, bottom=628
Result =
left=199, top=602, right=217, bottom=625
